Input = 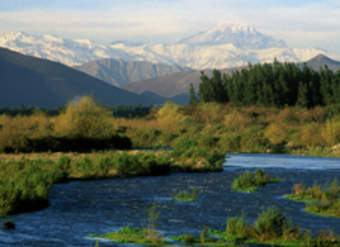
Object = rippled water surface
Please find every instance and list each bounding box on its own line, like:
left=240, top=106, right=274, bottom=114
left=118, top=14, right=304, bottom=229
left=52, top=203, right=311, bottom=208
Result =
left=1, top=153, right=340, bottom=247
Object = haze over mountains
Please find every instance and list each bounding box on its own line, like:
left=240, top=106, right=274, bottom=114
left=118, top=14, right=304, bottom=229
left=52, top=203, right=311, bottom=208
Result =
left=1, top=24, right=338, bottom=70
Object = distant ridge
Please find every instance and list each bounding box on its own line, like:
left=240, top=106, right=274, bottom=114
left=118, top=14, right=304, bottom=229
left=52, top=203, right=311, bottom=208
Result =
left=178, top=23, right=286, bottom=49
left=123, top=67, right=241, bottom=98
left=305, top=54, right=340, bottom=72
left=123, top=54, right=340, bottom=98
left=0, top=30, right=333, bottom=69
left=0, top=47, right=166, bottom=107
left=74, top=58, right=192, bottom=87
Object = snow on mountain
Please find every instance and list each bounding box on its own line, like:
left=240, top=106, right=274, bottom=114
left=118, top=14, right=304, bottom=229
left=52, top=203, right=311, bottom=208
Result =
left=110, top=42, right=325, bottom=69
left=0, top=32, right=133, bottom=66
left=177, top=23, right=287, bottom=49
left=0, top=25, right=336, bottom=69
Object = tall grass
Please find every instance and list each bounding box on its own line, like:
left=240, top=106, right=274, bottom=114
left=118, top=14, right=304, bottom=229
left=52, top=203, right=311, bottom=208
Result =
left=287, top=179, right=340, bottom=218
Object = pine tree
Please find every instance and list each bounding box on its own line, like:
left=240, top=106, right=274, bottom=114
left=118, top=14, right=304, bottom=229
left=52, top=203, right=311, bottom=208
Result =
left=189, top=83, right=198, bottom=105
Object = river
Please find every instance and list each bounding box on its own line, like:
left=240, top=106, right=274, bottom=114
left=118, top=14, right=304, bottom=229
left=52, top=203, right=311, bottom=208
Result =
left=1, top=153, right=340, bottom=247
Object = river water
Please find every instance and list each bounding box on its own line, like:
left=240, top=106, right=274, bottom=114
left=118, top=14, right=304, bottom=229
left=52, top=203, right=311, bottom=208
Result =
left=1, top=154, right=340, bottom=247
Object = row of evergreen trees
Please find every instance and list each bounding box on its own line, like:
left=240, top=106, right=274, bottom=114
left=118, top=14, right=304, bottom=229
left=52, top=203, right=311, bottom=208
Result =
left=191, top=61, right=340, bottom=108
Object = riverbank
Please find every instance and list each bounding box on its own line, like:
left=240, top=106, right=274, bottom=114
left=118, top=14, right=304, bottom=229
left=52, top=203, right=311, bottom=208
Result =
left=0, top=149, right=225, bottom=217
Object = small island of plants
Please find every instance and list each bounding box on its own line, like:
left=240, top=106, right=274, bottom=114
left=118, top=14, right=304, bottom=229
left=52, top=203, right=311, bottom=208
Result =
left=232, top=169, right=279, bottom=192
left=89, top=226, right=167, bottom=246
left=285, top=179, right=340, bottom=218
left=172, top=188, right=198, bottom=202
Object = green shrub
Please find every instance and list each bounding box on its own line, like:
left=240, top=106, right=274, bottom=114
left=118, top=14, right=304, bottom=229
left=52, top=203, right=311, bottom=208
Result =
left=226, top=213, right=248, bottom=237
left=253, top=206, right=286, bottom=240
left=218, top=134, right=242, bottom=152
left=171, top=136, right=225, bottom=172
left=232, top=169, right=278, bottom=192
left=286, top=179, right=340, bottom=218
left=114, top=153, right=171, bottom=177
left=301, top=230, right=338, bottom=247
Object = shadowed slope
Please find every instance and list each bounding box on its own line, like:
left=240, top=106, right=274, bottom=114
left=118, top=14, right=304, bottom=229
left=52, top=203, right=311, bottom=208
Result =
left=0, top=47, right=165, bottom=107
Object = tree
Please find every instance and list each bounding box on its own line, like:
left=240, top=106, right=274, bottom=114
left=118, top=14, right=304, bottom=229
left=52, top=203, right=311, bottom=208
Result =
left=199, top=70, right=227, bottom=103
left=189, top=83, right=198, bottom=105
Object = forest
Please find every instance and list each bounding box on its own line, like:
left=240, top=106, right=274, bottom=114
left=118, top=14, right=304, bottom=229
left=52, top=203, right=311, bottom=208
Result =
left=197, top=61, right=340, bottom=108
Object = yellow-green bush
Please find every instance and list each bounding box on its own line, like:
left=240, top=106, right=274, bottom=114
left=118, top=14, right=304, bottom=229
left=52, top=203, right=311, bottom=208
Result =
left=265, top=122, right=290, bottom=146
left=54, top=96, right=114, bottom=138
left=156, top=102, right=188, bottom=132
left=192, top=102, right=228, bottom=123
left=321, top=119, right=340, bottom=146
left=224, top=110, right=254, bottom=131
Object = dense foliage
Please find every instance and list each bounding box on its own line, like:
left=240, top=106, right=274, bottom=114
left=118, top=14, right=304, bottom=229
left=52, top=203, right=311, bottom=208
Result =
left=199, top=61, right=340, bottom=108
left=2, top=101, right=339, bottom=157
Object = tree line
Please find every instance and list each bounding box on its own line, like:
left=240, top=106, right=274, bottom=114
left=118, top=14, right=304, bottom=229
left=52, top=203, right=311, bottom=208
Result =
left=192, top=60, right=340, bottom=108
left=0, top=105, right=151, bottom=118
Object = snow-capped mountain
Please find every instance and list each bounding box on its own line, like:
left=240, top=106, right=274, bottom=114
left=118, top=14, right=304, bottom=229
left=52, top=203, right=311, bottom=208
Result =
left=178, top=23, right=287, bottom=49
left=0, top=32, right=133, bottom=66
left=0, top=25, right=338, bottom=69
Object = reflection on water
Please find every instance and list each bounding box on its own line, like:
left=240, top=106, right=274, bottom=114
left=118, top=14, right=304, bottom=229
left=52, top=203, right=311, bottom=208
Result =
left=1, top=154, right=339, bottom=247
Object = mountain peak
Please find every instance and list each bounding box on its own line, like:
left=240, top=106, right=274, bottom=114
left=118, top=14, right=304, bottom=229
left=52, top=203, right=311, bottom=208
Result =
left=306, top=54, right=340, bottom=71
left=311, top=54, right=332, bottom=61
left=178, top=23, right=286, bottom=49
left=214, top=23, right=256, bottom=33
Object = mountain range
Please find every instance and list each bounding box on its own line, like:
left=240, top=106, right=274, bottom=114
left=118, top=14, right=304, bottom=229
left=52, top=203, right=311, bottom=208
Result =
left=0, top=47, right=182, bottom=107
left=1, top=24, right=340, bottom=108
left=1, top=47, right=339, bottom=108
left=74, top=59, right=192, bottom=87
left=1, top=24, right=338, bottom=70
left=123, top=54, right=340, bottom=98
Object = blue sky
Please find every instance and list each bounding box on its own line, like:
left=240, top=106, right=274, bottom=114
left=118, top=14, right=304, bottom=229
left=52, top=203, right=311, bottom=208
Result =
left=0, top=0, right=339, bottom=53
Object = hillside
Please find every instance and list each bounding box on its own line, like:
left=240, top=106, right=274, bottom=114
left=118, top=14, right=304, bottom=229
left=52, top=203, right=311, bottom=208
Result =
left=305, top=54, right=340, bottom=71
left=122, top=67, right=241, bottom=98
left=74, top=59, right=192, bottom=87
left=0, top=47, right=166, bottom=107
